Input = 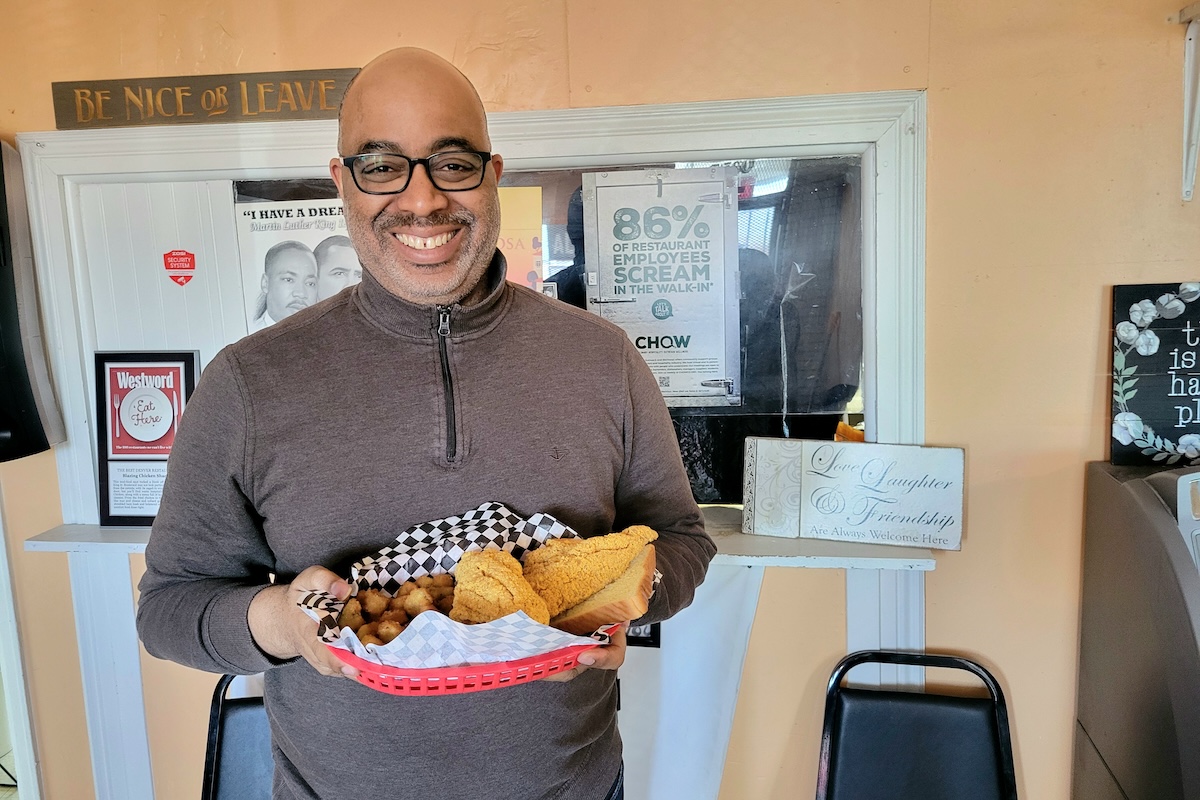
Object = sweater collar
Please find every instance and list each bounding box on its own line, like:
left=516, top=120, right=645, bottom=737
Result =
left=353, top=251, right=511, bottom=339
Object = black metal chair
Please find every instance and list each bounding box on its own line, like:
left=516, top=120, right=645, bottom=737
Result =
left=200, top=675, right=273, bottom=800
left=816, top=650, right=1018, bottom=800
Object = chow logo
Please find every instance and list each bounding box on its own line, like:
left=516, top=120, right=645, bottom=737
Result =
left=635, top=334, right=691, bottom=350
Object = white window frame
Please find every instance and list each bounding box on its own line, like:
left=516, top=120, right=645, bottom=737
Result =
left=20, top=92, right=926, bottom=524
left=12, top=92, right=927, bottom=795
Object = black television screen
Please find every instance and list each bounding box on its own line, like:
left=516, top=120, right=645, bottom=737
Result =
left=0, top=142, right=51, bottom=462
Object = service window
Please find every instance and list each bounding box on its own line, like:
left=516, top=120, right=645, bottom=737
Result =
left=501, top=155, right=863, bottom=502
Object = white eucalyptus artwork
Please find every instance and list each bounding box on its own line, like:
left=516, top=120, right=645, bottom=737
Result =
left=1112, top=282, right=1200, bottom=465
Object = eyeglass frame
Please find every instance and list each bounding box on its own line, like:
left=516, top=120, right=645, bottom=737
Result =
left=338, top=150, right=494, bottom=195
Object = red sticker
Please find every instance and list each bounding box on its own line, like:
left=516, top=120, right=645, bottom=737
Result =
left=163, top=249, right=196, bottom=286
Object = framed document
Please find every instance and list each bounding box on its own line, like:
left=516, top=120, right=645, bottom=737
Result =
left=94, top=351, right=199, bottom=526
left=627, top=621, right=661, bottom=648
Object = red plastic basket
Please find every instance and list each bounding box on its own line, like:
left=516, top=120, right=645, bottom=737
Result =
left=329, top=625, right=617, bottom=696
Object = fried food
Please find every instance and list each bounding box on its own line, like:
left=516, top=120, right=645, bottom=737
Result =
left=359, top=588, right=390, bottom=618
left=522, top=526, right=658, bottom=617
left=337, top=597, right=366, bottom=631
left=550, top=544, right=656, bottom=634
left=337, top=574, right=458, bottom=644
left=377, top=619, right=405, bottom=644
left=450, top=549, right=550, bottom=625
left=403, top=587, right=437, bottom=616
left=379, top=608, right=409, bottom=624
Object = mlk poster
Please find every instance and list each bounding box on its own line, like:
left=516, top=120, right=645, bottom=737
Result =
left=234, top=188, right=543, bottom=334
left=235, top=198, right=356, bottom=335
left=583, top=167, right=740, bottom=406
left=95, top=351, right=199, bottom=525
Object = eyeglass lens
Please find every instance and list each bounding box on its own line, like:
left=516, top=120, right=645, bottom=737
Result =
left=352, top=152, right=486, bottom=192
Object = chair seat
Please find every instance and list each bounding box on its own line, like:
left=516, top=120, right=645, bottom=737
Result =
left=827, top=689, right=1006, bottom=800
left=202, top=676, right=273, bottom=800
left=816, top=651, right=1018, bottom=800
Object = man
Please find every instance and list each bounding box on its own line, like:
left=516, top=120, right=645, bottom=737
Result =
left=137, top=48, right=714, bottom=800
left=250, top=240, right=318, bottom=330
left=544, top=186, right=589, bottom=309
left=313, top=234, right=362, bottom=301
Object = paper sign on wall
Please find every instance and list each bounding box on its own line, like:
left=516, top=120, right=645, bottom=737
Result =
left=497, top=186, right=544, bottom=290
left=743, top=438, right=964, bottom=550
left=582, top=166, right=741, bottom=406
left=232, top=187, right=547, bottom=338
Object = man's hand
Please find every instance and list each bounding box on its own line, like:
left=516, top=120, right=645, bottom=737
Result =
left=542, top=623, right=628, bottom=683
left=247, top=565, right=359, bottom=679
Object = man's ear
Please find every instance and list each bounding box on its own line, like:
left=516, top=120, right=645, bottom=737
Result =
left=330, top=158, right=346, bottom=196
left=261, top=271, right=269, bottom=293
left=490, top=154, right=504, bottom=183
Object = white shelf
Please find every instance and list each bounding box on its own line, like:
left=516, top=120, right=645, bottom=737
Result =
left=24, top=525, right=149, bottom=554
left=24, top=512, right=938, bottom=571
left=702, top=506, right=936, bottom=571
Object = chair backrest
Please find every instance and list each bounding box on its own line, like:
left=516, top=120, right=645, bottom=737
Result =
left=816, top=650, right=1018, bottom=800
left=200, top=674, right=273, bottom=800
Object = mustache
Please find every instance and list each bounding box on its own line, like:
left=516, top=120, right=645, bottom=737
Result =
left=374, top=209, right=475, bottom=228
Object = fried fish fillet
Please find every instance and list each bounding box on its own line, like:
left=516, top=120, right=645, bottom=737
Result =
left=450, top=549, right=550, bottom=625
left=522, top=525, right=658, bottom=617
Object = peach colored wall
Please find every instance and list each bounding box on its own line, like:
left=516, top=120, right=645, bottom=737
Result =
left=1, top=1, right=1196, bottom=798
left=0, top=453, right=90, bottom=800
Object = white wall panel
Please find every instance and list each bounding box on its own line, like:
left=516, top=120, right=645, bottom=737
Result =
left=79, top=181, right=243, bottom=367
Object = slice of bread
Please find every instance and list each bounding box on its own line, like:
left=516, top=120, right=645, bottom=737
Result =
left=549, top=544, right=656, bottom=635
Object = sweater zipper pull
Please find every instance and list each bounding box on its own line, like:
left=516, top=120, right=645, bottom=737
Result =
left=438, top=308, right=451, bottom=337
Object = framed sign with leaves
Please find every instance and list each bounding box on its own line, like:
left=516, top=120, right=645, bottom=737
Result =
left=1112, top=283, right=1200, bottom=465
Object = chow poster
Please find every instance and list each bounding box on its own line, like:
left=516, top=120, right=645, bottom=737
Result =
left=95, top=352, right=198, bottom=525
left=583, top=167, right=740, bottom=405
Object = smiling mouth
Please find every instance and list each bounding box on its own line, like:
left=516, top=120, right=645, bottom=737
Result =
left=395, top=230, right=457, bottom=250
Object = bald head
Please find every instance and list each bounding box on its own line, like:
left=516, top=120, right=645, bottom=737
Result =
left=329, top=47, right=505, bottom=307
left=338, top=48, right=489, bottom=155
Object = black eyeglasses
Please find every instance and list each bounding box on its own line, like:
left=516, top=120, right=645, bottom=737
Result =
left=339, top=150, right=492, bottom=195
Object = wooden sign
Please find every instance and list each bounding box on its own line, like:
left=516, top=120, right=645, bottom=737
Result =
left=1112, top=282, right=1200, bottom=466
left=53, top=68, right=357, bottom=130
left=743, top=437, right=964, bottom=550
left=797, top=441, right=963, bottom=550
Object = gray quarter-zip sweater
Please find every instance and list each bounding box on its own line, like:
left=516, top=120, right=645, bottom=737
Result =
left=137, top=252, right=715, bottom=800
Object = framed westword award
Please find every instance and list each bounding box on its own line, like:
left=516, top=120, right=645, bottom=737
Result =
left=95, top=351, right=199, bottom=526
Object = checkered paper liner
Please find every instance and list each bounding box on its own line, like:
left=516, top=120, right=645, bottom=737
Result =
left=330, top=610, right=609, bottom=669
left=296, top=502, right=599, bottom=668
left=353, top=501, right=577, bottom=596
